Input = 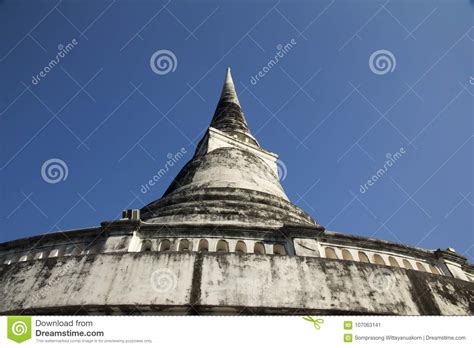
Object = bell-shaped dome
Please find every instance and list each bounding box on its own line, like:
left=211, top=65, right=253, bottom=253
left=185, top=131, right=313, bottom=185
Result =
left=140, top=68, right=318, bottom=228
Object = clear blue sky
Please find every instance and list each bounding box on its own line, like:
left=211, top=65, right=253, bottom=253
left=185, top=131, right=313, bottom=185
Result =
left=0, top=0, right=472, bottom=261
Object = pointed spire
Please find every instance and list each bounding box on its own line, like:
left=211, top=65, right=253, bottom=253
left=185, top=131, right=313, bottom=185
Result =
left=218, top=67, right=241, bottom=107
left=210, top=68, right=253, bottom=140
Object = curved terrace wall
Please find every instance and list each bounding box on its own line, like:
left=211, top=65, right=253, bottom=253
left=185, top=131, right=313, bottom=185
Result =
left=1, top=220, right=472, bottom=281
left=0, top=252, right=472, bottom=315
left=1, top=216, right=473, bottom=315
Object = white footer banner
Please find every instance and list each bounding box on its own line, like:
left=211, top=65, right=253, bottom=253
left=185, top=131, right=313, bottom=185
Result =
left=1, top=316, right=472, bottom=347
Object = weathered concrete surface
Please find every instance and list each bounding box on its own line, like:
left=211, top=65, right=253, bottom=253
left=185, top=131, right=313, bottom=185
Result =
left=161, top=147, right=286, bottom=199
left=141, top=68, right=318, bottom=228
left=1, top=253, right=472, bottom=315
left=142, top=187, right=316, bottom=227
left=140, top=146, right=317, bottom=227
left=0, top=253, right=193, bottom=314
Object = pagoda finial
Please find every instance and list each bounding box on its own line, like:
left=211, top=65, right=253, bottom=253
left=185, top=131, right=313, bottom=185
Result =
left=208, top=68, right=252, bottom=136
left=219, top=66, right=241, bottom=107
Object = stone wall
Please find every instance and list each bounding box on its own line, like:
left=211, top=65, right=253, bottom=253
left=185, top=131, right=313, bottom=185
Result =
left=1, top=252, right=472, bottom=315
left=1, top=222, right=472, bottom=283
